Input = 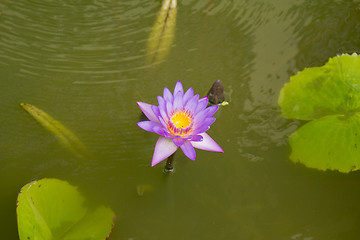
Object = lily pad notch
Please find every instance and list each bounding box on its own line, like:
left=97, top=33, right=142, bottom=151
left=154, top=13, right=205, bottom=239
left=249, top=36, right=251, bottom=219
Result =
left=278, top=53, right=360, bottom=173
left=17, top=178, right=116, bottom=240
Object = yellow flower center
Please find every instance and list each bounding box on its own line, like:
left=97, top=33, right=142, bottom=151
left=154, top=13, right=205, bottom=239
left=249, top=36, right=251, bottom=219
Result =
left=167, top=110, right=193, bottom=136
left=171, top=111, right=192, bottom=128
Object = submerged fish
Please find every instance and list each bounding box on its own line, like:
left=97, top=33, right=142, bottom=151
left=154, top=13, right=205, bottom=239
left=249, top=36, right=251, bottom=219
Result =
left=20, top=102, right=88, bottom=157
left=136, top=184, right=154, bottom=196
left=147, top=0, right=177, bottom=65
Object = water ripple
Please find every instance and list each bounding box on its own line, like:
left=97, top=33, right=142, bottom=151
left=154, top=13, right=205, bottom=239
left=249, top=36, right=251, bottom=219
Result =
left=0, top=0, right=155, bottom=82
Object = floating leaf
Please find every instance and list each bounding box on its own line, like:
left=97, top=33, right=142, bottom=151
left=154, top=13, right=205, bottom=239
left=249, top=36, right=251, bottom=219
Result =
left=147, top=0, right=177, bottom=64
left=290, top=113, right=360, bottom=172
left=278, top=53, right=360, bottom=172
left=20, top=102, right=88, bottom=157
left=17, top=178, right=116, bottom=240
left=279, top=53, right=360, bottom=120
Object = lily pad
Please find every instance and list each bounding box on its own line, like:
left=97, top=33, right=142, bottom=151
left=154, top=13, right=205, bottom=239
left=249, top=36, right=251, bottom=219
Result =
left=17, top=178, right=115, bottom=240
left=279, top=53, right=360, bottom=172
left=279, top=53, right=360, bottom=120
left=290, top=113, right=360, bottom=172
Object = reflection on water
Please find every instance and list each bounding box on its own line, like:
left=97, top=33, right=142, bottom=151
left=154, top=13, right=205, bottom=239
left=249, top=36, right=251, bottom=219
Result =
left=288, top=0, right=360, bottom=69
left=1, top=0, right=360, bottom=239
left=0, top=0, right=154, bottom=78
left=237, top=105, right=298, bottom=162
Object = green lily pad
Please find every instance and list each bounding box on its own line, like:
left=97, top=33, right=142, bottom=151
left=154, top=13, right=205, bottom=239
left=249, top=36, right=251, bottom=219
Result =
left=279, top=53, right=360, bottom=172
left=290, top=113, right=360, bottom=172
left=17, top=178, right=115, bottom=240
left=279, top=53, right=360, bottom=120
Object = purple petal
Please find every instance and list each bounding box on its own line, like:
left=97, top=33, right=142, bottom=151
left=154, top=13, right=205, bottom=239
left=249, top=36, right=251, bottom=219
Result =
left=151, top=105, right=160, bottom=118
left=203, top=117, right=216, bottom=127
left=152, top=125, right=165, bottom=135
left=173, top=81, right=184, bottom=95
left=137, top=121, right=163, bottom=134
left=198, top=96, right=208, bottom=103
left=185, top=94, right=199, bottom=114
left=163, top=87, right=173, bottom=102
left=182, top=87, right=194, bottom=105
left=191, top=132, right=223, bottom=152
left=192, top=117, right=215, bottom=134
left=157, top=96, right=166, bottom=111
left=172, top=137, right=184, bottom=146
left=137, top=102, right=160, bottom=123
left=166, top=101, right=173, bottom=115
left=173, top=91, right=183, bottom=111
left=204, top=105, right=219, bottom=117
left=190, top=135, right=203, bottom=142
left=152, top=136, right=178, bottom=166
left=195, top=97, right=209, bottom=114
left=180, top=140, right=196, bottom=160
left=193, top=125, right=210, bottom=135
left=159, top=107, right=169, bottom=123
left=163, top=131, right=174, bottom=139
left=158, top=115, right=167, bottom=128
left=193, top=110, right=207, bottom=125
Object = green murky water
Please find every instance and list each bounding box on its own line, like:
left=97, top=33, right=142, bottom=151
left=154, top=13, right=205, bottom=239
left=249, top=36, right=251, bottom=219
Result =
left=1, top=0, right=360, bottom=239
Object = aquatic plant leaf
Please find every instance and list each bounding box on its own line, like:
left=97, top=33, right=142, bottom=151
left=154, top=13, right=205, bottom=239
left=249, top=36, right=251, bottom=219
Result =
left=20, top=103, right=88, bottom=157
left=147, top=0, right=177, bottom=64
left=17, top=178, right=115, bottom=240
left=289, top=113, right=360, bottom=173
left=279, top=53, right=360, bottom=120
left=279, top=53, right=360, bottom=172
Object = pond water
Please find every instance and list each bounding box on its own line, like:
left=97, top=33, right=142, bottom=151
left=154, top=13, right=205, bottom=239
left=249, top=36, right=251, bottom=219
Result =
left=1, top=0, right=360, bottom=239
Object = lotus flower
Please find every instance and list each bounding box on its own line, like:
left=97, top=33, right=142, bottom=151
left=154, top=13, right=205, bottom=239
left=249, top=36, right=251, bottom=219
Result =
left=137, top=81, right=223, bottom=166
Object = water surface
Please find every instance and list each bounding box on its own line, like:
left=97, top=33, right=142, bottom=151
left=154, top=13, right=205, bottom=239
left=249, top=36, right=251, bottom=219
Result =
left=1, top=0, right=360, bottom=239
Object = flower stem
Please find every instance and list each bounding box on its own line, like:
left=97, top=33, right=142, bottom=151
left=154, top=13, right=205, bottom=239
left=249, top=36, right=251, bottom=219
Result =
left=164, top=153, right=175, bottom=173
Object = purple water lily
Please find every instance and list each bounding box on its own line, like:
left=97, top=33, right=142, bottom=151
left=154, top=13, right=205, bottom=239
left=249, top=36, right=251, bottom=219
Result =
left=137, top=81, right=223, bottom=166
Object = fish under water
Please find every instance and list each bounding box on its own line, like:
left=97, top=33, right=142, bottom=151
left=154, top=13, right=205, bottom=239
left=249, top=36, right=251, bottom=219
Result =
left=147, top=0, right=177, bottom=65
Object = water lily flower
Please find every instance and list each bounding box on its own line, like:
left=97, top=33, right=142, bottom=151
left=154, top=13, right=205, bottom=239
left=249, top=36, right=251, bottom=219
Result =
left=137, top=81, right=223, bottom=166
